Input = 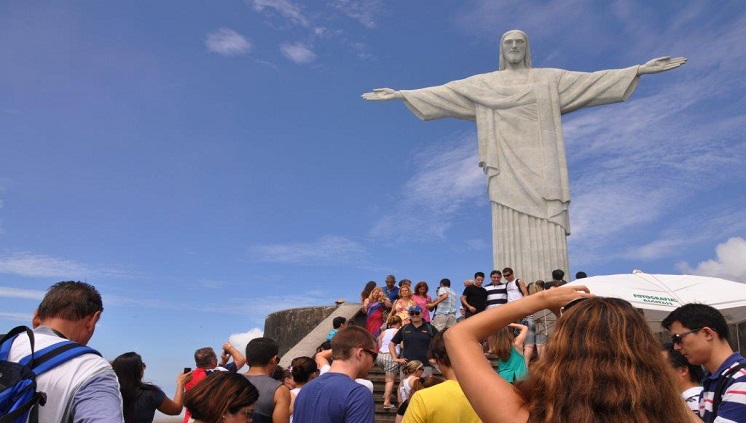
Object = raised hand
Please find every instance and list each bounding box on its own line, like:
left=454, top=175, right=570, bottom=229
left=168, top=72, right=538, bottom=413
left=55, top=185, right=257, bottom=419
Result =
left=361, top=88, right=402, bottom=101
left=638, top=56, right=687, bottom=75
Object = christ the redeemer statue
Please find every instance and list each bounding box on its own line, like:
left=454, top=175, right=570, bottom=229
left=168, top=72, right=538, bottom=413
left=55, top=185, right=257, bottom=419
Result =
left=362, top=30, right=685, bottom=282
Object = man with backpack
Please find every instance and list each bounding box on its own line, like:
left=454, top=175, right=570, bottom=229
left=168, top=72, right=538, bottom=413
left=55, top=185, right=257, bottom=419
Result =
left=662, top=303, right=746, bottom=423
left=1, top=281, right=123, bottom=422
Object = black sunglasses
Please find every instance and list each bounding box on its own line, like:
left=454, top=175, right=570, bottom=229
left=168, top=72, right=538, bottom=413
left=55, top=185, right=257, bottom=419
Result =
left=671, top=328, right=702, bottom=345
left=409, top=311, right=421, bottom=316
left=559, top=297, right=589, bottom=316
left=363, top=348, right=378, bottom=361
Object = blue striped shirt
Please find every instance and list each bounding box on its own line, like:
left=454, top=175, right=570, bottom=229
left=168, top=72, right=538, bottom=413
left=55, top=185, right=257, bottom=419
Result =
left=700, top=352, right=746, bottom=423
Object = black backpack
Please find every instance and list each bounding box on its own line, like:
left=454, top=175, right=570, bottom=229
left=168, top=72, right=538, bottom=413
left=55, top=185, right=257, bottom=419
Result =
left=708, top=362, right=746, bottom=422
left=0, top=326, right=100, bottom=423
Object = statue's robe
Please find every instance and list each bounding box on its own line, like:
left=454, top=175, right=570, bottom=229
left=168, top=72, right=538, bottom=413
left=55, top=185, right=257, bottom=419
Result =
left=399, top=66, right=640, bottom=280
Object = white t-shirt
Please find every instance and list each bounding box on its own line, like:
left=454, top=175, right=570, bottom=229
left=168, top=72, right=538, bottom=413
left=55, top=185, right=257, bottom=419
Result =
left=682, top=386, right=703, bottom=414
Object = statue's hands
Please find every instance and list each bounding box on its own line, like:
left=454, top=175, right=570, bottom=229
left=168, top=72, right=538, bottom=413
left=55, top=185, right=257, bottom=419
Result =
left=638, top=56, right=687, bottom=75
left=361, top=88, right=402, bottom=101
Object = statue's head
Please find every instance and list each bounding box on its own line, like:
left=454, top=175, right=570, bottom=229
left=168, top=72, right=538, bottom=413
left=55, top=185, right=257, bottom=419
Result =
left=499, top=30, right=532, bottom=70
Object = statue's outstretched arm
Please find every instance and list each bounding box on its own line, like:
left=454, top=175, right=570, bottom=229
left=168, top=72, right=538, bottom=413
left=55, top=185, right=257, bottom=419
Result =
left=361, top=88, right=404, bottom=101
left=637, top=56, right=687, bottom=75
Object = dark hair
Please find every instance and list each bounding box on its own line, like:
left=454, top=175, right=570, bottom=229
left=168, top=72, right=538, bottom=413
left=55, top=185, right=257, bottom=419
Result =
left=360, top=281, right=377, bottom=302
left=552, top=269, right=565, bottom=281
left=414, top=281, right=429, bottom=296
left=246, top=337, right=279, bottom=367
left=194, top=347, right=217, bottom=368
left=331, top=326, right=376, bottom=360
left=428, top=330, right=450, bottom=367
left=112, top=352, right=159, bottom=423
left=184, top=372, right=258, bottom=423
left=575, top=271, right=587, bottom=279
left=290, top=356, right=318, bottom=384
left=439, top=278, right=451, bottom=287
left=490, top=270, right=500, bottom=277
left=332, top=316, right=347, bottom=329
left=661, top=303, right=730, bottom=343
left=662, top=342, right=705, bottom=383
left=474, top=272, right=485, bottom=279
left=502, top=267, right=514, bottom=274
left=386, top=275, right=396, bottom=283
left=37, top=281, right=103, bottom=321
left=399, top=279, right=411, bottom=287
left=268, top=364, right=282, bottom=380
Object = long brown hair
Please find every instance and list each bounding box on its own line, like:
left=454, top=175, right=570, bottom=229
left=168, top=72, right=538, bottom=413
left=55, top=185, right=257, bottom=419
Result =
left=515, top=297, right=692, bottom=423
left=487, top=327, right=514, bottom=362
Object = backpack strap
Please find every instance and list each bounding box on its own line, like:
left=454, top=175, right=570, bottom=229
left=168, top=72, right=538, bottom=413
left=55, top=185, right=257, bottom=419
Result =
left=19, top=341, right=101, bottom=375
left=711, top=362, right=746, bottom=420
left=0, top=326, right=36, bottom=361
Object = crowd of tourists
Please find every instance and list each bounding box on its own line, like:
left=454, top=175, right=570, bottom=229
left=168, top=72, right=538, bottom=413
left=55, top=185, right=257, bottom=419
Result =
left=2, top=278, right=745, bottom=423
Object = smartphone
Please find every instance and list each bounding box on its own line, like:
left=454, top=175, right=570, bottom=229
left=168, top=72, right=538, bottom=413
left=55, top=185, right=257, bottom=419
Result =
left=183, top=367, right=191, bottom=374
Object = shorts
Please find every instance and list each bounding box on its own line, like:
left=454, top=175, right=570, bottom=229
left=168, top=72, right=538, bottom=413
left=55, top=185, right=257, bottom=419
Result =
left=376, top=352, right=399, bottom=374
left=522, top=317, right=546, bottom=345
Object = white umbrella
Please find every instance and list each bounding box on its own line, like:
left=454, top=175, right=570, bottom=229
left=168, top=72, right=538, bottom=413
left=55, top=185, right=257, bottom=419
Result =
left=566, top=272, right=746, bottom=331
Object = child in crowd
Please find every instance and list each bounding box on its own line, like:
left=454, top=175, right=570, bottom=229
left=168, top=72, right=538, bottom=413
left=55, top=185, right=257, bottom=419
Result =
left=327, top=316, right=347, bottom=341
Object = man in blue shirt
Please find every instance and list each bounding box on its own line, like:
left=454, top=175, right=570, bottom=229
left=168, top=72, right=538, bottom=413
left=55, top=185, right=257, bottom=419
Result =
left=293, top=326, right=376, bottom=423
left=663, top=303, right=746, bottom=423
left=382, top=275, right=399, bottom=304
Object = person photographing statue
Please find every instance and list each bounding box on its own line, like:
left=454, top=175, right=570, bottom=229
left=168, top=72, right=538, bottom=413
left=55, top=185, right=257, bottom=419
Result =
left=362, top=30, right=685, bottom=282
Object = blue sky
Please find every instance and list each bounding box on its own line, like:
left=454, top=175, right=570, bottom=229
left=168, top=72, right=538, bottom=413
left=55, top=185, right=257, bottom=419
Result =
left=1, top=0, right=745, bottom=403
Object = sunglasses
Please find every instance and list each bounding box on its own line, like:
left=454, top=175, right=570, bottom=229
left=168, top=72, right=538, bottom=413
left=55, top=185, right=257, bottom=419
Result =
left=559, top=297, right=588, bottom=316
left=502, top=273, right=512, bottom=277
left=671, top=328, right=702, bottom=345
left=363, top=348, right=378, bottom=361
left=409, top=311, right=421, bottom=316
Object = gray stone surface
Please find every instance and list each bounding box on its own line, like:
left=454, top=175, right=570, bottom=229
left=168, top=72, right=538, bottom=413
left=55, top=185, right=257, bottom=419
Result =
left=277, top=302, right=362, bottom=367
left=264, top=305, right=338, bottom=358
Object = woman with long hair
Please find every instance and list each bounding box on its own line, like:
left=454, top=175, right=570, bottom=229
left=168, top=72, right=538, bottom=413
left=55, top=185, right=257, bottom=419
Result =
left=376, top=315, right=403, bottom=409
left=412, top=281, right=435, bottom=323
left=112, top=352, right=191, bottom=423
left=288, top=356, right=318, bottom=420
left=362, top=286, right=390, bottom=337
left=184, top=371, right=259, bottom=423
left=360, top=280, right=377, bottom=303
left=392, top=285, right=416, bottom=325
left=444, top=286, right=699, bottom=423
left=397, top=360, right=424, bottom=404
left=487, top=323, right=528, bottom=383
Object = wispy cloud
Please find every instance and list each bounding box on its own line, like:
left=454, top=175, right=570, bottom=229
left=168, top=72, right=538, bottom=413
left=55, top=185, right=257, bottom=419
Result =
left=677, top=237, right=746, bottom=283
left=205, top=28, right=253, bottom=56
left=280, top=42, right=316, bottom=64
left=0, top=312, right=31, bottom=322
left=369, top=135, right=485, bottom=242
left=331, top=0, right=382, bottom=29
left=248, top=235, right=366, bottom=265
left=0, top=286, right=45, bottom=300
left=246, top=0, right=381, bottom=65
left=248, top=0, right=311, bottom=28
left=0, top=251, right=130, bottom=279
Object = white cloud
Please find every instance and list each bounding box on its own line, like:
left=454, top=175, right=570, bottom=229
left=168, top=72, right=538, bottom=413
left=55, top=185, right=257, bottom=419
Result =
left=332, top=0, right=382, bottom=29
left=0, top=251, right=129, bottom=279
left=248, top=0, right=311, bottom=28
left=248, top=235, right=366, bottom=265
left=205, top=28, right=252, bottom=56
left=0, top=252, right=90, bottom=278
left=280, top=42, right=316, bottom=64
left=0, top=286, right=45, bottom=300
left=370, top=135, right=485, bottom=242
left=228, top=328, right=265, bottom=356
left=677, top=237, right=746, bottom=282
